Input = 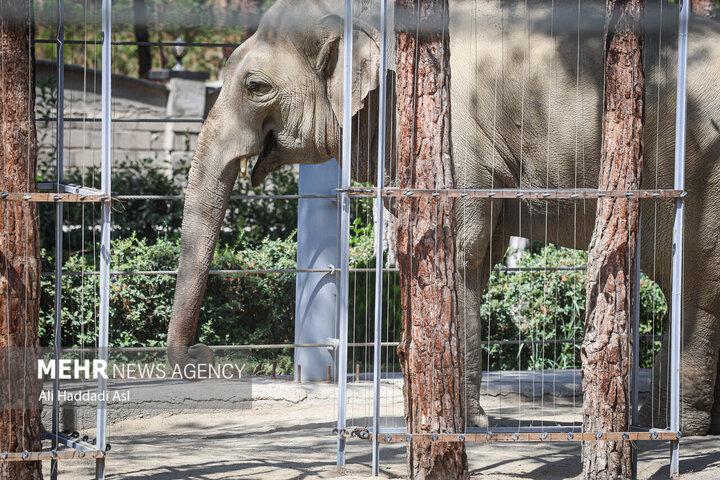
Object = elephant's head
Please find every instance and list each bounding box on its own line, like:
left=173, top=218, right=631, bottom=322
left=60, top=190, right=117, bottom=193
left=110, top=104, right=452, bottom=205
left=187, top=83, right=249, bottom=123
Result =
left=167, top=0, right=381, bottom=376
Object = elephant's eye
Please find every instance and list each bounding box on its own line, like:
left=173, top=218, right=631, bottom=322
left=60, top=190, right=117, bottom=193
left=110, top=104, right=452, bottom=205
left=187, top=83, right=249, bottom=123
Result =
left=246, top=80, right=269, bottom=94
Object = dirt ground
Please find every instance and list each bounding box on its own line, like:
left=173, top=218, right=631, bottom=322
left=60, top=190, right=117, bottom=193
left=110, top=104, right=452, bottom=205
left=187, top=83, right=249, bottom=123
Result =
left=43, top=375, right=720, bottom=479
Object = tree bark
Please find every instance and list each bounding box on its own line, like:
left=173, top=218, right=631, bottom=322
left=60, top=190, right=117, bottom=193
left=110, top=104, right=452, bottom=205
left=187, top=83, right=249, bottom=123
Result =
left=133, top=0, right=151, bottom=79
left=692, top=0, right=716, bottom=18
left=395, top=1, right=467, bottom=479
left=581, top=0, right=644, bottom=478
left=0, top=1, right=43, bottom=479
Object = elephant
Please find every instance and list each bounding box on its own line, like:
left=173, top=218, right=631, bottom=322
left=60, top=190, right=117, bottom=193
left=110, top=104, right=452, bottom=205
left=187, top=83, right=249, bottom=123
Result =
left=167, top=0, right=720, bottom=436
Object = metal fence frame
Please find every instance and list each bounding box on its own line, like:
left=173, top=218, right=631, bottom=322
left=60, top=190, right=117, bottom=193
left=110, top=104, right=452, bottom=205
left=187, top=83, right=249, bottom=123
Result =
left=346, top=0, right=689, bottom=478
left=22, top=0, right=688, bottom=478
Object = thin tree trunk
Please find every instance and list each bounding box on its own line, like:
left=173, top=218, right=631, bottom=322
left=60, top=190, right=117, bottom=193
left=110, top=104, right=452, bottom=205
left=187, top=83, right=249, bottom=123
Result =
left=133, top=0, right=151, bottom=79
left=395, top=1, right=467, bottom=479
left=581, top=0, right=644, bottom=478
left=692, top=0, right=716, bottom=18
left=0, top=1, right=43, bottom=479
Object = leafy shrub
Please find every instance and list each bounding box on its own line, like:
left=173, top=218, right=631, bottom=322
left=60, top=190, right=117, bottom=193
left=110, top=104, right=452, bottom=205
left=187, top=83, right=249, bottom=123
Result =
left=40, top=233, right=298, bottom=355
left=479, top=244, right=667, bottom=370
left=37, top=155, right=299, bottom=262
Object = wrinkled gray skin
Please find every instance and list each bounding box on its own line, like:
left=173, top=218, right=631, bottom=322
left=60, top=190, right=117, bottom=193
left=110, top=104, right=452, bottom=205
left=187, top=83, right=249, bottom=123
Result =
left=168, top=0, right=720, bottom=435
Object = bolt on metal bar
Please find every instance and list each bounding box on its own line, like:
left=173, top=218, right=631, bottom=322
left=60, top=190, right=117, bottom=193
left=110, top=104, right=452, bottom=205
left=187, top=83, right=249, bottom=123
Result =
left=371, top=0, right=389, bottom=474
left=343, top=186, right=685, bottom=200
left=670, top=1, right=690, bottom=477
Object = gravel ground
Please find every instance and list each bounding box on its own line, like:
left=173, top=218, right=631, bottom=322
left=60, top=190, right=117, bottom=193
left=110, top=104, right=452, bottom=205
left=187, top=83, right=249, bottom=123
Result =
left=42, top=375, right=720, bottom=479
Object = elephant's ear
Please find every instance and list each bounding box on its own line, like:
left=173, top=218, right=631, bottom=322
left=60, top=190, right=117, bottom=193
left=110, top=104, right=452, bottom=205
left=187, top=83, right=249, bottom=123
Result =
left=315, top=15, right=380, bottom=125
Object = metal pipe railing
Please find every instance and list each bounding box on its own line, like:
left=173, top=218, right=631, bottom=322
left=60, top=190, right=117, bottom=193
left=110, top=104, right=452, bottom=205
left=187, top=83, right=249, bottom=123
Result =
left=55, top=335, right=664, bottom=354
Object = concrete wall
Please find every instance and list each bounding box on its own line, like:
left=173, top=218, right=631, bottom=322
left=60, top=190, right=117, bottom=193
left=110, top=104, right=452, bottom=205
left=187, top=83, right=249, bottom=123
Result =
left=35, top=61, right=217, bottom=173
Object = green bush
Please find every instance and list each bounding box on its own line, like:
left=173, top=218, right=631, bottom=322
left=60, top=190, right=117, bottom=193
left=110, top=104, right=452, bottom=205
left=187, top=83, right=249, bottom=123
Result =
left=37, top=155, right=299, bottom=263
left=348, top=243, right=668, bottom=373
left=40, top=231, right=668, bottom=373
left=479, top=244, right=667, bottom=370
left=40, top=233, right=297, bottom=353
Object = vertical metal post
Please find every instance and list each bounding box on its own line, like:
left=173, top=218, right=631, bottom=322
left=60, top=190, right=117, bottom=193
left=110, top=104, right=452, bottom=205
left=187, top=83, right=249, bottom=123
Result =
left=96, top=0, right=112, bottom=478
left=51, top=1, right=64, bottom=479
left=371, top=0, right=388, bottom=475
left=632, top=220, right=641, bottom=478
left=336, top=0, right=353, bottom=471
left=295, top=161, right=340, bottom=381
left=670, top=0, right=689, bottom=477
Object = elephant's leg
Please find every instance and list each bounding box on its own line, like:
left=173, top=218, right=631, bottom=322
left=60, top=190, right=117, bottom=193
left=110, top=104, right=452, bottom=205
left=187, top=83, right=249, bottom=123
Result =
left=639, top=302, right=720, bottom=436
left=710, top=353, right=720, bottom=434
left=457, top=202, right=509, bottom=428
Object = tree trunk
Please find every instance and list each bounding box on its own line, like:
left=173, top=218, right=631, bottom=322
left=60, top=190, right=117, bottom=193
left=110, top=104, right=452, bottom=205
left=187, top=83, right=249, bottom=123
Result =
left=218, top=0, right=261, bottom=79
left=395, top=1, right=467, bottom=479
left=581, top=0, right=644, bottom=478
left=133, top=0, right=151, bottom=79
left=0, top=1, right=44, bottom=479
left=692, top=0, right=716, bottom=18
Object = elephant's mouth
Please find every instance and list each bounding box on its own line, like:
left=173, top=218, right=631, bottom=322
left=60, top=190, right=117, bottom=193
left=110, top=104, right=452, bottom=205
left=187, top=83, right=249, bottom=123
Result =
left=249, top=130, right=284, bottom=187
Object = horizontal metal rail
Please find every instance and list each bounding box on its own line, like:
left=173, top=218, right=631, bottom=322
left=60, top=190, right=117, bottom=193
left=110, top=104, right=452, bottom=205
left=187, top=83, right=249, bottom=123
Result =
left=0, top=450, right=105, bottom=462
left=0, top=192, right=108, bottom=203
left=37, top=182, right=103, bottom=196
left=41, top=268, right=337, bottom=277
left=42, top=433, right=104, bottom=454
left=496, top=266, right=585, bottom=272
left=33, top=39, right=242, bottom=48
left=40, top=265, right=592, bottom=277
left=2, top=192, right=335, bottom=203
left=330, top=336, right=662, bottom=347
left=344, top=187, right=686, bottom=200
left=56, top=335, right=663, bottom=354
left=36, top=117, right=205, bottom=123
left=367, top=431, right=679, bottom=443
left=115, top=194, right=334, bottom=201
left=58, top=342, right=393, bottom=353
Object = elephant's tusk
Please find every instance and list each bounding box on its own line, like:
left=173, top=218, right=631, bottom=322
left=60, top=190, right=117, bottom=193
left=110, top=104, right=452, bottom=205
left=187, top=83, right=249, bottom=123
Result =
left=241, top=157, right=248, bottom=179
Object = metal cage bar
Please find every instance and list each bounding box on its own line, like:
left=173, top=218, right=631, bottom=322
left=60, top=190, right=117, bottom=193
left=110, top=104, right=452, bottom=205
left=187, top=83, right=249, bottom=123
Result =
left=669, top=0, right=690, bottom=477
left=50, top=0, right=65, bottom=477
left=371, top=0, right=389, bottom=474
left=95, top=1, right=112, bottom=478
left=335, top=0, right=354, bottom=471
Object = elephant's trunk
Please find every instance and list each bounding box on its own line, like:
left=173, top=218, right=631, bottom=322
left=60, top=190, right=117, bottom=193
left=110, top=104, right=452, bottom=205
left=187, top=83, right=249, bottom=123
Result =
left=167, top=112, right=241, bottom=379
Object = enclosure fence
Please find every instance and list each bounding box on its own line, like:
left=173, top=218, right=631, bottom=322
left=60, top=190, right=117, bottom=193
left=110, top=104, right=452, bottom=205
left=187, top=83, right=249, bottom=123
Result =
left=0, top=0, right=691, bottom=479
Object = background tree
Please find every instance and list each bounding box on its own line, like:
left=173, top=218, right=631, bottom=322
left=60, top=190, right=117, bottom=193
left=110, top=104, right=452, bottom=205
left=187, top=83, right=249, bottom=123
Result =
left=133, top=0, right=152, bottom=79
left=395, top=0, right=467, bottom=478
left=0, top=0, right=44, bottom=479
left=581, top=0, right=645, bottom=478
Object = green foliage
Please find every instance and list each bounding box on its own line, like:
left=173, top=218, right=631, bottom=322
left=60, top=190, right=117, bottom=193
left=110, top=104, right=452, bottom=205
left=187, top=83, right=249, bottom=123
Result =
left=479, top=244, right=668, bottom=371
left=36, top=154, right=298, bottom=264
left=40, top=234, right=297, bottom=355
left=33, top=0, right=278, bottom=81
